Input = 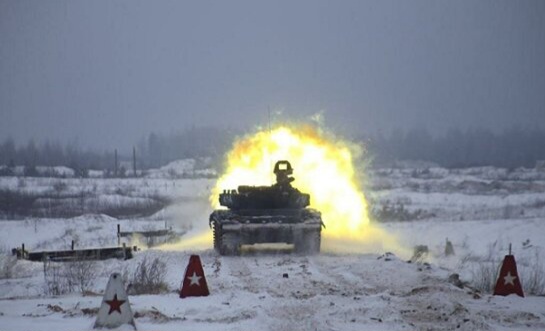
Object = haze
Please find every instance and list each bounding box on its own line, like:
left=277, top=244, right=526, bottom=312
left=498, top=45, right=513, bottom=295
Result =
left=1, top=0, right=544, bottom=150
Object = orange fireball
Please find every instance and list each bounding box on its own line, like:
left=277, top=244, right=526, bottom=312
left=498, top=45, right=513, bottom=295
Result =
left=212, top=124, right=404, bottom=254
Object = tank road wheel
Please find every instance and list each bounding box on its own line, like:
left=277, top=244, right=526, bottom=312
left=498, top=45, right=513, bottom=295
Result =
left=294, top=230, right=321, bottom=255
left=213, top=222, right=222, bottom=252
left=220, top=232, right=241, bottom=256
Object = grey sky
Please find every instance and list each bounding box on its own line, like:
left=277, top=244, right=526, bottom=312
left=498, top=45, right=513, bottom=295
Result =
left=1, top=0, right=544, bottom=150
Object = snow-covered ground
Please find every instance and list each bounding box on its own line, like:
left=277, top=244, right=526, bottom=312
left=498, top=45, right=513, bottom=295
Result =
left=1, top=251, right=544, bottom=331
left=0, top=165, right=544, bottom=330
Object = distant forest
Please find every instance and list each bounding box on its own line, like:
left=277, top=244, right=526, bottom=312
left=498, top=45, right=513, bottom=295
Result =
left=364, top=126, right=545, bottom=169
left=0, top=126, right=235, bottom=176
left=0, top=126, right=544, bottom=175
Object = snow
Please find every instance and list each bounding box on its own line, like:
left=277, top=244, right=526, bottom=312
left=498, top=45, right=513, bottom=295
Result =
left=1, top=164, right=545, bottom=330
left=145, top=159, right=217, bottom=179
left=0, top=251, right=543, bottom=330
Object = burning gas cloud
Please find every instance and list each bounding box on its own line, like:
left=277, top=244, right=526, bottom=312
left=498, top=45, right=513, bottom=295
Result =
left=212, top=124, right=405, bottom=254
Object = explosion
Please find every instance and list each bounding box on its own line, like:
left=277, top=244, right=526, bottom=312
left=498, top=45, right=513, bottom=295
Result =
left=212, top=124, right=404, bottom=254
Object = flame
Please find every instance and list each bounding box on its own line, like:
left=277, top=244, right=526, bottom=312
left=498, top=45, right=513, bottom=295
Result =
left=157, top=229, right=212, bottom=251
left=212, top=124, right=405, bottom=254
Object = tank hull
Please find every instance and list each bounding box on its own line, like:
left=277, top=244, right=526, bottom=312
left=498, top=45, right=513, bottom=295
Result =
left=210, top=209, right=323, bottom=255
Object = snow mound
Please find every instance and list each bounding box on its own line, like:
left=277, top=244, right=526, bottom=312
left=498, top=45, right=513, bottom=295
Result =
left=145, top=159, right=216, bottom=179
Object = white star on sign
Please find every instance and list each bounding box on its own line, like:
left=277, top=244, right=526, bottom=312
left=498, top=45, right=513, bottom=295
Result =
left=503, top=271, right=516, bottom=286
left=187, top=272, right=202, bottom=286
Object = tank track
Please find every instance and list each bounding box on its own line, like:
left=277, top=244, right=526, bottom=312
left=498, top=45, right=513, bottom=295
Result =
left=213, top=222, right=241, bottom=256
left=213, top=221, right=221, bottom=250
left=293, top=229, right=321, bottom=254
left=210, top=208, right=323, bottom=256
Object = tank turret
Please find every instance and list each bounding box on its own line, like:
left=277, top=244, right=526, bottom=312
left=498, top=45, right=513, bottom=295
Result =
left=219, top=160, right=310, bottom=210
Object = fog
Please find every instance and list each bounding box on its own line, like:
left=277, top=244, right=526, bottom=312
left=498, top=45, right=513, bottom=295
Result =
left=1, top=0, right=544, bottom=150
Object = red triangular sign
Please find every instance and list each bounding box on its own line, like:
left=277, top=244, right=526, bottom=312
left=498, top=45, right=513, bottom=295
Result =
left=180, top=255, right=210, bottom=298
left=494, top=255, right=524, bottom=297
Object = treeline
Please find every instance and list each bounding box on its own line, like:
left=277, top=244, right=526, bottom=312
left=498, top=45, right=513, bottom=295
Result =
left=1, top=125, right=545, bottom=174
left=136, top=126, right=235, bottom=168
left=366, top=126, right=545, bottom=168
left=0, top=126, right=236, bottom=176
left=0, top=139, right=115, bottom=176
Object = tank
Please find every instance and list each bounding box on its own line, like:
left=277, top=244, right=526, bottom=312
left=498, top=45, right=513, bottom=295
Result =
left=209, top=160, right=323, bottom=255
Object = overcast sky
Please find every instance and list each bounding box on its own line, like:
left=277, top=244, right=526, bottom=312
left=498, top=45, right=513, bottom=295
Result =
left=1, top=0, right=544, bottom=149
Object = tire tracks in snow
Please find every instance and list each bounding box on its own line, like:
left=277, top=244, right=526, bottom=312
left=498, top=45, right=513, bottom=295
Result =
left=222, top=256, right=261, bottom=294
left=304, top=255, right=369, bottom=297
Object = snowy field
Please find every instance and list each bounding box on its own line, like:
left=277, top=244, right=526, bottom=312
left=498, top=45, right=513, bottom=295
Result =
left=1, top=163, right=545, bottom=330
